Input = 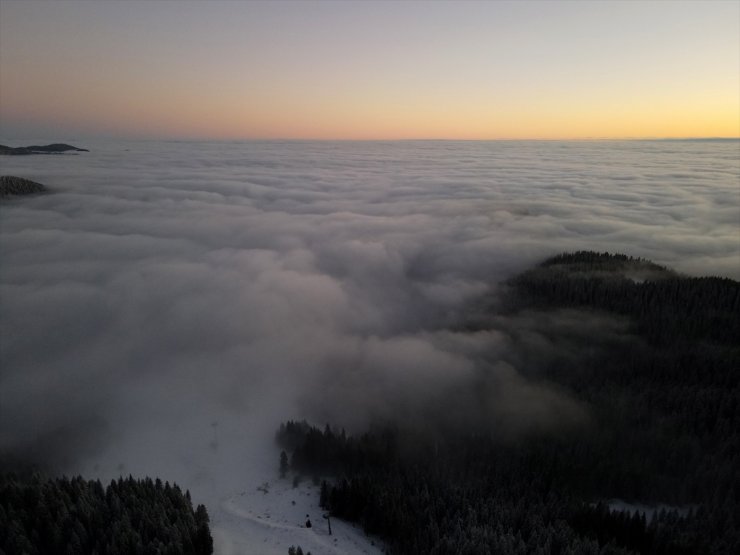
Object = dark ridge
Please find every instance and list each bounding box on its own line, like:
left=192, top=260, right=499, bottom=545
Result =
left=509, top=250, right=740, bottom=345
left=0, top=143, right=88, bottom=155
left=0, top=175, right=48, bottom=197
left=539, top=251, right=671, bottom=274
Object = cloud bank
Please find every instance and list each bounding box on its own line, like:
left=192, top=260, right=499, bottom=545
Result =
left=1, top=139, right=738, bottom=502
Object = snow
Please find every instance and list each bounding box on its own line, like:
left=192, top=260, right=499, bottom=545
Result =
left=212, top=477, right=384, bottom=555
left=605, top=499, right=695, bottom=520
left=71, top=400, right=384, bottom=555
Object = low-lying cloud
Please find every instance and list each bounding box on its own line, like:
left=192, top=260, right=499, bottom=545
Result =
left=1, top=139, right=738, bottom=502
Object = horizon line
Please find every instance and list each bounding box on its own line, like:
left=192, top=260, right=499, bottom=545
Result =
left=3, top=135, right=738, bottom=144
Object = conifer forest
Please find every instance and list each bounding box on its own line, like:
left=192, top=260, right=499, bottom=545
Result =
left=277, top=252, right=740, bottom=555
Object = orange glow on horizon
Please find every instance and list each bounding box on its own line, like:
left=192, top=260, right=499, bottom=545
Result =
left=3, top=81, right=737, bottom=141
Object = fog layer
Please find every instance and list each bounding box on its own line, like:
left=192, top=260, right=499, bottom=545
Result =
left=1, top=139, right=738, bottom=502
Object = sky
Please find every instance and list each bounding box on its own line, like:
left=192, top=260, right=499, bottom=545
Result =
left=0, top=0, right=738, bottom=140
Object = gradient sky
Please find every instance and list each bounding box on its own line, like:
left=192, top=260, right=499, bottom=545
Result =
left=0, top=0, right=738, bottom=140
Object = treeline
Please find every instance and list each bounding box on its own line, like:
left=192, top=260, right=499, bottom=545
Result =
left=276, top=252, right=740, bottom=554
left=0, top=474, right=213, bottom=555
left=509, top=251, right=740, bottom=345
left=276, top=421, right=396, bottom=478
left=278, top=422, right=725, bottom=554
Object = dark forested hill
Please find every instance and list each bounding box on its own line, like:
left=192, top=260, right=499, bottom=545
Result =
left=0, top=176, right=48, bottom=197
left=509, top=251, right=740, bottom=345
left=0, top=143, right=88, bottom=155
left=277, top=252, right=740, bottom=555
left=0, top=474, right=213, bottom=555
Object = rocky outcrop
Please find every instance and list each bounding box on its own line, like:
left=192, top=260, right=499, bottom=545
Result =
left=0, top=176, right=48, bottom=197
left=0, top=143, right=89, bottom=155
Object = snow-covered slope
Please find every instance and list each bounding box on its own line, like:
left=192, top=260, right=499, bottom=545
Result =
left=212, top=477, right=383, bottom=555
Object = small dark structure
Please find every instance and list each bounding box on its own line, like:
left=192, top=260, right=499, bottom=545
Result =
left=323, top=513, right=332, bottom=535
left=305, top=515, right=312, bottom=528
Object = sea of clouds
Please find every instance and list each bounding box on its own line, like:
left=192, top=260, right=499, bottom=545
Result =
left=0, top=139, right=738, bottom=504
